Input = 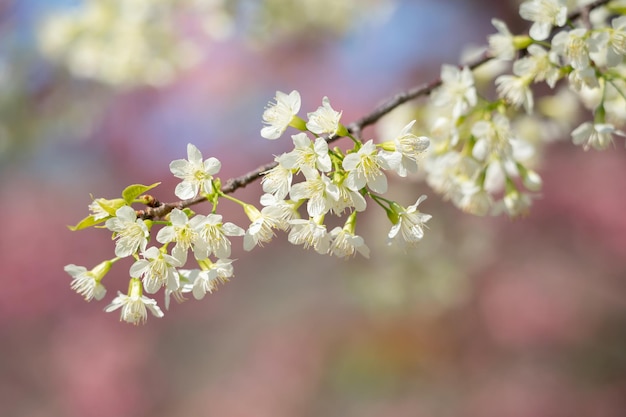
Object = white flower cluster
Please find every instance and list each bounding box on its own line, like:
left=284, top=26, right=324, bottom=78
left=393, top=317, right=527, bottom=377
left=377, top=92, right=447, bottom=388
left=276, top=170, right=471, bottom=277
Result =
left=64, top=143, right=243, bottom=324
left=259, top=90, right=431, bottom=255
left=415, top=0, right=626, bottom=217
left=65, top=109, right=432, bottom=324
left=65, top=0, right=626, bottom=323
left=39, top=0, right=232, bottom=86
left=38, top=0, right=391, bottom=87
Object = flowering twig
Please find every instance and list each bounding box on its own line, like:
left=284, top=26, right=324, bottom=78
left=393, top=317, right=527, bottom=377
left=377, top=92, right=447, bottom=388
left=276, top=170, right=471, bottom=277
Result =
left=68, top=0, right=626, bottom=324
left=139, top=161, right=278, bottom=219
left=141, top=0, right=611, bottom=221
left=140, top=53, right=492, bottom=220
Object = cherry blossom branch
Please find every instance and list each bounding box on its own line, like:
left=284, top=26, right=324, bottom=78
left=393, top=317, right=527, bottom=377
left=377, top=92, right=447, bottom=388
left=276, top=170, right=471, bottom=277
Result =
left=140, top=0, right=611, bottom=221
left=139, top=51, right=491, bottom=220
left=138, top=161, right=279, bottom=219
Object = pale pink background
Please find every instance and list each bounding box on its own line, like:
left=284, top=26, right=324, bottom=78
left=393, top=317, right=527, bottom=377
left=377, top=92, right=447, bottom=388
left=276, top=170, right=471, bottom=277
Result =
left=2, top=1, right=626, bottom=416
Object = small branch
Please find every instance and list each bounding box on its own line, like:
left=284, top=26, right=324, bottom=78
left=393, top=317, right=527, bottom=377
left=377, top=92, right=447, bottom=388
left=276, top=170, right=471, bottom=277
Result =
left=141, top=161, right=278, bottom=219
left=221, top=161, right=278, bottom=193
left=347, top=49, right=492, bottom=133
left=138, top=0, right=610, bottom=221
left=579, top=6, right=592, bottom=30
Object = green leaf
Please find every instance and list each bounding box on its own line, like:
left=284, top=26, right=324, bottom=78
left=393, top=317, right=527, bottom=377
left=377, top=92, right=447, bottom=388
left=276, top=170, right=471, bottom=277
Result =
left=67, top=215, right=106, bottom=231
left=122, top=182, right=161, bottom=204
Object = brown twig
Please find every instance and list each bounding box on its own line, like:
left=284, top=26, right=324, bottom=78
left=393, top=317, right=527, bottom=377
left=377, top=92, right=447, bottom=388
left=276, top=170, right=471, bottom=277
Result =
left=140, top=51, right=492, bottom=220
left=139, top=0, right=610, bottom=220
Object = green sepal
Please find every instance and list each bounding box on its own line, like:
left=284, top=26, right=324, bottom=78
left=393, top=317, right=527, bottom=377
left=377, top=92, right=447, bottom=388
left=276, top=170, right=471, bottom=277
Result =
left=378, top=140, right=395, bottom=152
left=97, top=198, right=127, bottom=216
left=387, top=202, right=403, bottom=225
left=336, top=123, right=349, bottom=137
left=289, top=115, right=307, bottom=131
left=181, top=208, right=195, bottom=217
left=213, top=178, right=222, bottom=192
left=122, top=182, right=161, bottom=204
left=512, top=35, right=532, bottom=50
left=67, top=215, right=106, bottom=231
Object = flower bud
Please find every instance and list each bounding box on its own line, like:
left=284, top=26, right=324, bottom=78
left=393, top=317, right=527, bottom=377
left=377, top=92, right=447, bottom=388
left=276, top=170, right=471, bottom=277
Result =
left=523, top=170, right=542, bottom=192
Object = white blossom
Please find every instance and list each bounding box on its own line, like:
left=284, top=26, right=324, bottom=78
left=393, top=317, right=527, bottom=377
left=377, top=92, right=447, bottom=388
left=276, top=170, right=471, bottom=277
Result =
left=488, top=19, right=516, bottom=60
left=261, top=153, right=293, bottom=200
left=130, top=247, right=182, bottom=294
left=425, top=151, right=482, bottom=204
left=281, top=133, right=332, bottom=179
left=431, top=65, right=477, bottom=118
left=193, top=213, right=244, bottom=259
left=64, top=262, right=108, bottom=301
left=379, top=120, right=430, bottom=177
left=156, top=208, right=200, bottom=263
left=261, top=90, right=301, bottom=139
left=551, top=28, right=592, bottom=70
left=329, top=227, right=370, bottom=258
left=343, top=140, right=388, bottom=193
left=495, top=74, right=534, bottom=113
left=606, top=15, right=626, bottom=67
left=387, top=195, right=432, bottom=247
left=88, top=198, right=111, bottom=221
left=104, top=279, right=164, bottom=325
left=571, top=121, right=626, bottom=151
left=169, top=143, right=221, bottom=199
left=329, top=180, right=367, bottom=215
left=259, top=193, right=300, bottom=230
left=105, top=205, right=149, bottom=258
left=471, top=114, right=515, bottom=161
left=430, top=116, right=460, bottom=148
left=189, top=259, right=234, bottom=300
left=513, top=44, right=560, bottom=87
left=567, top=66, right=599, bottom=91
left=165, top=269, right=196, bottom=310
left=519, top=0, right=568, bottom=41
left=289, top=173, right=340, bottom=217
left=243, top=204, right=283, bottom=251
left=288, top=218, right=331, bottom=254
left=38, top=0, right=200, bottom=87
left=591, top=15, right=626, bottom=67
left=306, top=96, right=343, bottom=136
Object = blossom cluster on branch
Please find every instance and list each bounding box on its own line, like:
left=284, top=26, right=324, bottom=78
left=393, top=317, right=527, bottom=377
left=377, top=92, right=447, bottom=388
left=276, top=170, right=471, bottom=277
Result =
left=66, top=0, right=626, bottom=324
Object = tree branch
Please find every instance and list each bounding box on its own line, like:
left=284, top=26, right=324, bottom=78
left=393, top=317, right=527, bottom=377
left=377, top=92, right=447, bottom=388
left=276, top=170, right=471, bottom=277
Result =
left=139, top=0, right=610, bottom=220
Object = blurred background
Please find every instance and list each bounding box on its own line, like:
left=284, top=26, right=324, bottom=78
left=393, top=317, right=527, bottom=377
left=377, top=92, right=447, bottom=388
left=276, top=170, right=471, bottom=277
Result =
left=2, top=0, right=626, bottom=416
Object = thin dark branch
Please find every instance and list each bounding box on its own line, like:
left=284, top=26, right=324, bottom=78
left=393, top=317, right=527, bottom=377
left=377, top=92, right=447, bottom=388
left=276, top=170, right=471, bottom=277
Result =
left=139, top=0, right=610, bottom=220
left=140, top=161, right=278, bottom=219
left=347, top=50, right=492, bottom=133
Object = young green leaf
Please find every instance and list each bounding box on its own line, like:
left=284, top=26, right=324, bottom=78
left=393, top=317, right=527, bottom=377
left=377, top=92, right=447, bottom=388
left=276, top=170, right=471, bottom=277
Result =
left=68, top=215, right=106, bottom=231
left=122, top=182, right=161, bottom=204
left=97, top=198, right=127, bottom=216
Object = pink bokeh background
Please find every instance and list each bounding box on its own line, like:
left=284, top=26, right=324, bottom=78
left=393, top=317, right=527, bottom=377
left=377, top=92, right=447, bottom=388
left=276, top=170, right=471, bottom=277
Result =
left=2, top=1, right=626, bottom=416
